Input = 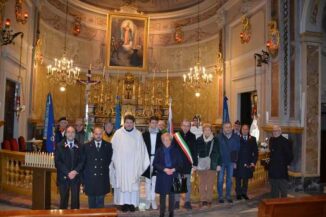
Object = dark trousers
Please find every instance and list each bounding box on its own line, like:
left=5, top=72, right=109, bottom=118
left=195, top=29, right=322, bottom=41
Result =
left=235, top=177, right=249, bottom=196
left=88, top=195, right=105, bottom=208
left=269, top=179, right=288, bottom=198
left=160, top=193, right=175, bottom=215
left=59, top=182, right=80, bottom=209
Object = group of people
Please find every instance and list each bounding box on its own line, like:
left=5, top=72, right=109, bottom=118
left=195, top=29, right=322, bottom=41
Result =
left=53, top=114, right=293, bottom=217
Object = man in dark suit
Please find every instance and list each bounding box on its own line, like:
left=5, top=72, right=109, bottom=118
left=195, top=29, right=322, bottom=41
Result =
left=82, top=126, right=113, bottom=208
left=142, top=116, right=162, bottom=210
left=174, top=119, right=197, bottom=210
left=234, top=124, right=258, bottom=200
left=55, top=125, right=84, bottom=209
left=269, top=125, right=293, bottom=198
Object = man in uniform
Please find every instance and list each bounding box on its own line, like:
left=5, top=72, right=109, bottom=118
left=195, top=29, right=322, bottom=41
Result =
left=82, top=126, right=113, bottom=208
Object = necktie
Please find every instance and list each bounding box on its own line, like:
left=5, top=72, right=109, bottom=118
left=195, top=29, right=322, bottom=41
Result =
left=70, top=142, right=73, bottom=149
left=96, top=142, right=100, bottom=151
left=244, top=136, right=247, bottom=141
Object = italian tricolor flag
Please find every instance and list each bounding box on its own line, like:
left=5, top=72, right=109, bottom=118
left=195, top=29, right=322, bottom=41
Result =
left=174, top=132, right=193, bottom=165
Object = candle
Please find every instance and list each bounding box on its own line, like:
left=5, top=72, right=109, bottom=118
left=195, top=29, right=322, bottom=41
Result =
left=51, top=153, right=54, bottom=168
left=102, top=66, right=106, bottom=78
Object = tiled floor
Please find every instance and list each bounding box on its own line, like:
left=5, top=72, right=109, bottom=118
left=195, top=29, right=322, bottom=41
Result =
left=0, top=184, right=316, bottom=217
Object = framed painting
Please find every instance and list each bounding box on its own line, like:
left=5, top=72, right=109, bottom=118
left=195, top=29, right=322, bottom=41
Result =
left=106, top=12, right=149, bottom=71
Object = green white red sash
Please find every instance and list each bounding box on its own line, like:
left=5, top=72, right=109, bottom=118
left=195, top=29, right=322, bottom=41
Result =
left=174, top=132, right=193, bottom=164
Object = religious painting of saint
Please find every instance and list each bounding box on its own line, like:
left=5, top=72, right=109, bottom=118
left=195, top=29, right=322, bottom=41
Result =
left=106, top=13, right=149, bottom=71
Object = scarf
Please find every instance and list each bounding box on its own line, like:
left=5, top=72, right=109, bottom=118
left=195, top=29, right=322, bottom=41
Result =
left=203, top=134, right=214, bottom=143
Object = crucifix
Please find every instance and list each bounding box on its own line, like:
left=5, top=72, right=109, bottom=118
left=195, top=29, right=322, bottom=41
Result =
left=78, top=64, right=100, bottom=142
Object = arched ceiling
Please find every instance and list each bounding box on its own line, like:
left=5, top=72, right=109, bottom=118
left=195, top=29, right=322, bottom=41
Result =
left=79, top=0, right=204, bottom=13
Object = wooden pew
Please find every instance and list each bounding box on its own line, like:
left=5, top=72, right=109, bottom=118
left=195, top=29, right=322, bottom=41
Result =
left=0, top=208, right=117, bottom=217
left=258, top=195, right=326, bottom=217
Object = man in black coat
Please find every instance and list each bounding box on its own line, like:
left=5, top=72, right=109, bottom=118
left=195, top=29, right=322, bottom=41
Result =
left=82, top=126, right=113, bottom=208
left=55, top=125, right=84, bottom=209
left=234, top=124, right=258, bottom=200
left=142, top=116, right=162, bottom=210
left=268, top=125, right=293, bottom=198
left=173, top=119, right=197, bottom=210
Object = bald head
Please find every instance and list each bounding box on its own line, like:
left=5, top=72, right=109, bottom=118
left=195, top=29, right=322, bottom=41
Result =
left=272, top=125, right=282, bottom=138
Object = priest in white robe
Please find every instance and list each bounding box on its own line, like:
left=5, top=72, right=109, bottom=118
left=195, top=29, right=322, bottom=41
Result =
left=111, top=114, right=150, bottom=212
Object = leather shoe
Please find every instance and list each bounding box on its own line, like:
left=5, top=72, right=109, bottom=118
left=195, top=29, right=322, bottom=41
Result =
left=242, top=195, right=249, bottom=200
left=129, top=205, right=136, bottom=212
left=121, top=204, right=128, bottom=212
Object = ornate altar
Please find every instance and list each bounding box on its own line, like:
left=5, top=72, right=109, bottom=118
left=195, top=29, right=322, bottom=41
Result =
left=89, top=72, right=169, bottom=130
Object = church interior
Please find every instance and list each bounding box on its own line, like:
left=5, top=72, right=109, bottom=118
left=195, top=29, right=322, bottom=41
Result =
left=0, top=0, right=326, bottom=216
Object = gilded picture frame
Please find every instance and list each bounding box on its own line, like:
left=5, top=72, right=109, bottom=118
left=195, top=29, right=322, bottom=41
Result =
left=106, top=12, right=149, bottom=71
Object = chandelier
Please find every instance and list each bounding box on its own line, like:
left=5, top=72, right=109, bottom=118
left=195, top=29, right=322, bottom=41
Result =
left=183, top=0, right=213, bottom=97
left=46, top=0, right=80, bottom=91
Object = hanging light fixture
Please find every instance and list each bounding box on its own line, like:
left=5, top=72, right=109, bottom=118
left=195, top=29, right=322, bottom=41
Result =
left=46, top=0, right=80, bottom=91
left=183, top=0, right=213, bottom=97
left=0, top=18, right=24, bottom=46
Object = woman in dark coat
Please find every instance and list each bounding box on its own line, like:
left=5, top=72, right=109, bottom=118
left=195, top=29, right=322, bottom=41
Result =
left=154, top=133, right=183, bottom=217
left=233, top=124, right=258, bottom=200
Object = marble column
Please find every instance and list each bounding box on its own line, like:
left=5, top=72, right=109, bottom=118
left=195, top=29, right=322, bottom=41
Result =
left=300, top=32, right=323, bottom=178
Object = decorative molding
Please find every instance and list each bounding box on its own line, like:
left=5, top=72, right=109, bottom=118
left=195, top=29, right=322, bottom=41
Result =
left=216, top=9, right=226, bottom=27
left=69, top=0, right=218, bottom=20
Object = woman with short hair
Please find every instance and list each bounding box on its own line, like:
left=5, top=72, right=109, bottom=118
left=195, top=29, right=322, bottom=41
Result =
left=154, top=133, right=183, bottom=217
left=196, top=123, right=221, bottom=207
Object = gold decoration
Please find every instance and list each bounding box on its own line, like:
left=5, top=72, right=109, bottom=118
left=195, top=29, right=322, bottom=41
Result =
left=15, top=0, right=28, bottom=24
left=174, top=26, right=184, bottom=43
left=73, top=16, right=81, bottom=36
left=240, top=15, right=251, bottom=44
left=34, top=38, right=43, bottom=65
left=214, top=52, right=224, bottom=75
left=266, top=21, right=280, bottom=57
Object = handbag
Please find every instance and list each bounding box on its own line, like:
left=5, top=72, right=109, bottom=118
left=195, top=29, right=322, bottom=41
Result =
left=197, top=140, right=214, bottom=171
left=170, top=174, right=188, bottom=193
left=260, top=158, right=270, bottom=170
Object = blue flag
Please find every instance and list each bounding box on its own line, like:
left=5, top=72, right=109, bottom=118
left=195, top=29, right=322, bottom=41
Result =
left=115, top=96, right=121, bottom=130
left=43, top=93, right=55, bottom=152
left=223, top=96, right=230, bottom=123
